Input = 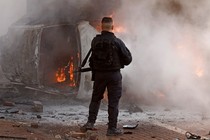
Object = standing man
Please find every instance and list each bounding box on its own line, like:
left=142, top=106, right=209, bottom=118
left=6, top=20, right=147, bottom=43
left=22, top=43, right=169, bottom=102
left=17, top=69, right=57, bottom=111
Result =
left=81, top=17, right=132, bottom=136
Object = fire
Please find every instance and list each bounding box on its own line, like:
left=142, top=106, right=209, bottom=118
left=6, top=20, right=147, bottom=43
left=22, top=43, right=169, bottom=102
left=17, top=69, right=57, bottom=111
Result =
left=56, top=68, right=66, bottom=83
left=69, top=57, right=76, bottom=87
left=113, top=25, right=127, bottom=33
left=55, top=57, right=76, bottom=87
left=90, top=18, right=127, bottom=33
left=176, top=40, right=205, bottom=78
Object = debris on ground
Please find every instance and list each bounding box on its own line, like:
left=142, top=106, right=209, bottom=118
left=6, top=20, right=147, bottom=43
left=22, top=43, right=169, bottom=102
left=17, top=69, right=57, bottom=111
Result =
left=128, top=104, right=143, bottom=114
left=32, top=101, right=43, bottom=112
left=123, top=124, right=138, bottom=129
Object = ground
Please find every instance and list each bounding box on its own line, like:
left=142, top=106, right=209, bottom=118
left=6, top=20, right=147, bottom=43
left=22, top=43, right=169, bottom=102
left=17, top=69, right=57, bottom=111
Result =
left=1, top=88, right=210, bottom=140
left=1, top=68, right=210, bottom=140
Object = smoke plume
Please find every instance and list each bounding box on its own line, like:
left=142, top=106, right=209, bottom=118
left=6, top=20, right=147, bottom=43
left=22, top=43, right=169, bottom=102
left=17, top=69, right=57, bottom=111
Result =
left=25, top=0, right=121, bottom=25
left=114, top=0, right=210, bottom=110
left=0, top=0, right=26, bottom=81
left=0, top=0, right=26, bottom=36
left=2, top=0, right=210, bottom=111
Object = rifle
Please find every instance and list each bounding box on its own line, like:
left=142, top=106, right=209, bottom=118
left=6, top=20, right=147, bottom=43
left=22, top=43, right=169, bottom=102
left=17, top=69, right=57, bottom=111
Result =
left=74, top=67, right=91, bottom=73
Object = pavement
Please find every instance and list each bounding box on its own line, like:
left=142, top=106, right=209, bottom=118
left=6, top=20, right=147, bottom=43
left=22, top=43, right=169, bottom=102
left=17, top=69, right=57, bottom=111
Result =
left=88, top=122, right=186, bottom=140
left=0, top=77, right=209, bottom=140
left=0, top=119, right=186, bottom=140
left=0, top=100, right=209, bottom=140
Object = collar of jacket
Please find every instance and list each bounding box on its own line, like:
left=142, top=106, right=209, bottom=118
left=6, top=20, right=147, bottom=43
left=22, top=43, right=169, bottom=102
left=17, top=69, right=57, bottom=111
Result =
left=101, top=31, right=114, bottom=36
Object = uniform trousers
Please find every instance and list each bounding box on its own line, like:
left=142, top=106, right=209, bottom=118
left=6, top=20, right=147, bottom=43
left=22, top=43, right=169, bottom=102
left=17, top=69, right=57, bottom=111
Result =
left=88, top=70, right=122, bottom=129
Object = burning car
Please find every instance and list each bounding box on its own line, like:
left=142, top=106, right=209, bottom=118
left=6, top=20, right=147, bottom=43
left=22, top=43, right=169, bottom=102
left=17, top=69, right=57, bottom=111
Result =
left=0, top=0, right=120, bottom=96
left=0, top=21, right=98, bottom=96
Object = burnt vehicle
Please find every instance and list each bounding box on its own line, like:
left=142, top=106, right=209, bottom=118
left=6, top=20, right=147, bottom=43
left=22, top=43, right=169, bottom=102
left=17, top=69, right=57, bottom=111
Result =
left=0, top=21, right=98, bottom=95
left=0, top=0, right=119, bottom=96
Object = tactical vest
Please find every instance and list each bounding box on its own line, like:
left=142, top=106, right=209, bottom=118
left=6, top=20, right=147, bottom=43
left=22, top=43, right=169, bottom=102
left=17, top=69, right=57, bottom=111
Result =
left=90, top=35, right=122, bottom=71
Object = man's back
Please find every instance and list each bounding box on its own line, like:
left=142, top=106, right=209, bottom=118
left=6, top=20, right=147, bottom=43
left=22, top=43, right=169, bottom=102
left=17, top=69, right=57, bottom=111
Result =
left=90, top=30, right=132, bottom=71
left=90, top=31, right=122, bottom=71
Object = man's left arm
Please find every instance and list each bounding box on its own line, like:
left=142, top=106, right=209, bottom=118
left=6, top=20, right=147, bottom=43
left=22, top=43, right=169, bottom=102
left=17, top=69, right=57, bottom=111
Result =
left=117, top=39, right=132, bottom=66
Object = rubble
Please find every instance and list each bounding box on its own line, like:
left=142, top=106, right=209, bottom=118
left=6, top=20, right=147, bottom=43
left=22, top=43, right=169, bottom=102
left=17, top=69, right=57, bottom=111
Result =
left=6, top=108, right=19, bottom=113
left=164, top=108, right=171, bottom=111
left=0, top=86, right=209, bottom=139
left=123, top=131, right=133, bottom=134
left=55, top=134, right=62, bottom=139
left=36, top=114, right=42, bottom=119
left=32, top=101, right=43, bottom=112
left=128, top=104, right=143, bottom=114
left=0, top=135, right=27, bottom=140
left=31, top=122, right=39, bottom=128
left=70, top=131, right=87, bottom=138
left=123, top=124, right=138, bottom=129
left=3, top=101, right=15, bottom=106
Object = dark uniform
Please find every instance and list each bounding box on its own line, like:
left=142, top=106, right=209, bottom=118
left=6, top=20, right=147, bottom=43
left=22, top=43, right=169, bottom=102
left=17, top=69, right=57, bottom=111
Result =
left=87, top=30, right=132, bottom=130
left=81, top=17, right=132, bottom=136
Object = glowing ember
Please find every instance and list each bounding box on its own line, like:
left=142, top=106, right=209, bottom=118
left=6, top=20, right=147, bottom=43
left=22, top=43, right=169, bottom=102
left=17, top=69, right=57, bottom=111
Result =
left=56, top=68, right=66, bottom=83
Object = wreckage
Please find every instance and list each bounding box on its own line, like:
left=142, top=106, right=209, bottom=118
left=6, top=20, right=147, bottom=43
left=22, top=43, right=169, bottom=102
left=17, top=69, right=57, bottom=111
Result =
left=0, top=21, right=98, bottom=96
left=0, top=0, right=120, bottom=96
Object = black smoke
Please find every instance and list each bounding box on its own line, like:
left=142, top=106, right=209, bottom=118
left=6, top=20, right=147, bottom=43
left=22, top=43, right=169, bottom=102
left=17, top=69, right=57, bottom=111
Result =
left=23, top=0, right=121, bottom=25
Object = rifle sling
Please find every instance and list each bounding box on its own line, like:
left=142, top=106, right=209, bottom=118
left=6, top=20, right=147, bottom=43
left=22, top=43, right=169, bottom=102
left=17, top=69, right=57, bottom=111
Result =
left=81, top=48, right=92, bottom=67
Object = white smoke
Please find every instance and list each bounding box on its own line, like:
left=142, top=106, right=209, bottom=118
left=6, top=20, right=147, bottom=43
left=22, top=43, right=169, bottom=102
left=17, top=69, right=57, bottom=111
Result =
left=0, top=0, right=26, bottom=36
left=114, top=0, right=210, bottom=110
left=2, top=0, right=210, bottom=111
left=0, top=0, right=26, bottom=81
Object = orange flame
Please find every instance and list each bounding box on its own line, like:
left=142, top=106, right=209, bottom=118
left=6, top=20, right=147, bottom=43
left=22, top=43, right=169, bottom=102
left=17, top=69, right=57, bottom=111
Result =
left=56, top=68, right=66, bottom=83
left=113, top=25, right=127, bottom=33
left=176, top=40, right=205, bottom=78
left=91, top=18, right=127, bottom=33
left=55, top=57, right=76, bottom=87
left=69, top=57, right=76, bottom=87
